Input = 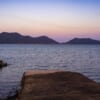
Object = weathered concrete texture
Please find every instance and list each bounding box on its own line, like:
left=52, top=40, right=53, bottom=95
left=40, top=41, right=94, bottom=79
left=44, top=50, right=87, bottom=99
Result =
left=17, top=70, right=100, bottom=100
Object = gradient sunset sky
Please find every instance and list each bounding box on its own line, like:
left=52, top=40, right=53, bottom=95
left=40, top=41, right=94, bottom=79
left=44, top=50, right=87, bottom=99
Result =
left=0, top=0, right=100, bottom=42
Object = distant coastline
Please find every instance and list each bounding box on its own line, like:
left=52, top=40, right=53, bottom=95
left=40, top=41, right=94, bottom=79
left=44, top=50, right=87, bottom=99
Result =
left=0, top=32, right=100, bottom=44
left=64, top=38, right=100, bottom=44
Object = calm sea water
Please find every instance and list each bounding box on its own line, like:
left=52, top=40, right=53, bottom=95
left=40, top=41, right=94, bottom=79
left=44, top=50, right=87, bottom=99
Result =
left=0, top=44, right=100, bottom=99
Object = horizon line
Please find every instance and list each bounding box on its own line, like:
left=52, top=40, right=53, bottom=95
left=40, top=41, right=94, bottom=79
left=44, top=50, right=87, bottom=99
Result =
left=0, top=31, right=100, bottom=43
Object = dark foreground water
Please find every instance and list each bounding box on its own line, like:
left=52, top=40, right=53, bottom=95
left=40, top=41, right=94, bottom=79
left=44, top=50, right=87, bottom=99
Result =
left=0, top=44, right=100, bottom=99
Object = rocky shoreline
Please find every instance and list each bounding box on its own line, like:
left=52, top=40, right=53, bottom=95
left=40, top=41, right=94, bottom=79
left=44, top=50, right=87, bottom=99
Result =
left=0, top=60, right=7, bottom=68
left=15, top=70, right=100, bottom=100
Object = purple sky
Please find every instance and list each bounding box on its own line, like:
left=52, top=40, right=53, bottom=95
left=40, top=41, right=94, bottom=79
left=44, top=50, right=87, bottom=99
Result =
left=0, top=0, right=100, bottom=42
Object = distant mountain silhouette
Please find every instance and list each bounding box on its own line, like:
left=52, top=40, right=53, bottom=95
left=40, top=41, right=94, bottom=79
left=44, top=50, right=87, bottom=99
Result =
left=65, top=38, right=100, bottom=44
left=0, top=32, right=58, bottom=44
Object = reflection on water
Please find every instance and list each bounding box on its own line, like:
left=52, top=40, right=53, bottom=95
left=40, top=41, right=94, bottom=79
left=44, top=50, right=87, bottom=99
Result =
left=0, top=44, right=100, bottom=98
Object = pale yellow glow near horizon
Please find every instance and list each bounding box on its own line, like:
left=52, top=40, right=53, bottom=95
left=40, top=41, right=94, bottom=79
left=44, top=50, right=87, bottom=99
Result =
left=0, top=14, right=99, bottom=36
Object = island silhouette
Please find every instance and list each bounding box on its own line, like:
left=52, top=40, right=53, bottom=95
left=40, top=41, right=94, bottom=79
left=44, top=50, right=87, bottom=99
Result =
left=0, top=32, right=58, bottom=44
left=0, top=32, right=100, bottom=44
left=65, top=38, right=100, bottom=44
